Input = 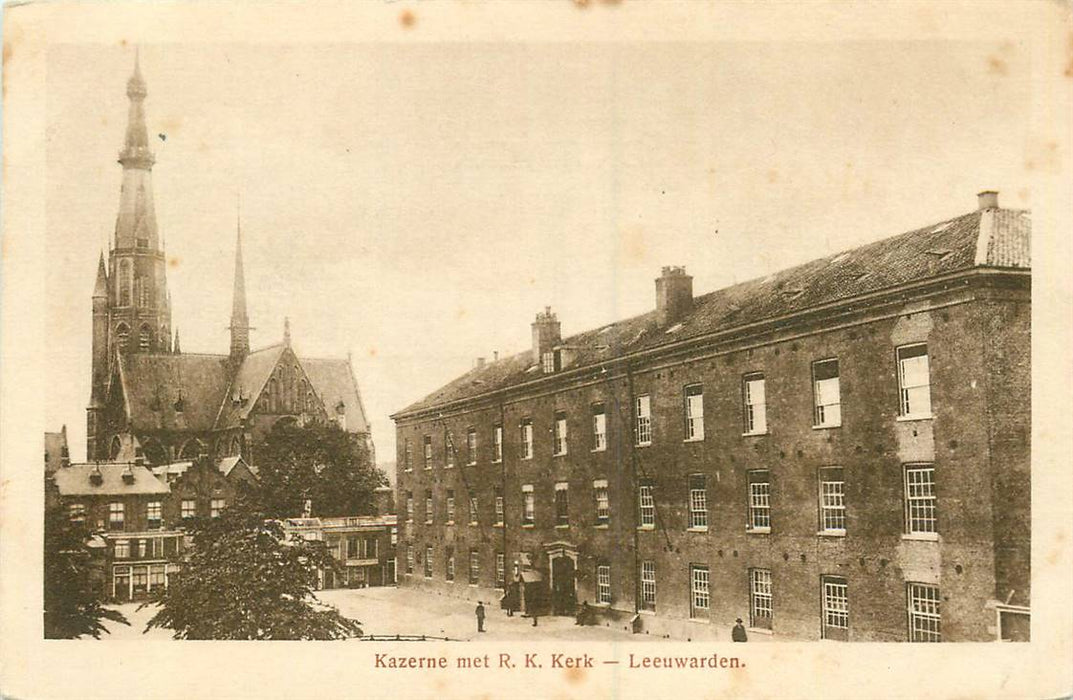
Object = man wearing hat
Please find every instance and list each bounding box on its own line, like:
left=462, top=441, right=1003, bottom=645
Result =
left=732, top=618, right=748, bottom=642
left=475, top=601, right=486, bottom=633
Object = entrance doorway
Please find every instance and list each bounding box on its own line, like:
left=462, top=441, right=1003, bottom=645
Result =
left=550, top=555, right=577, bottom=615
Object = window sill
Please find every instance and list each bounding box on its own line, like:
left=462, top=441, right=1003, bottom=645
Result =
left=896, top=414, right=933, bottom=423
left=817, top=530, right=846, bottom=537
left=591, top=447, right=607, bottom=454
left=636, top=442, right=652, bottom=448
left=747, top=627, right=774, bottom=636
left=445, top=521, right=455, bottom=527
left=688, top=616, right=711, bottom=624
left=553, top=453, right=567, bottom=458
left=683, top=437, right=705, bottom=444
left=742, top=431, right=768, bottom=438
left=593, top=601, right=612, bottom=608
left=593, top=524, right=609, bottom=530
left=521, top=523, right=535, bottom=529
left=812, top=423, right=842, bottom=430
left=686, top=527, right=709, bottom=534
left=555, top=524, right=570, bottom=530
left=637, top=525, right=656, bottom=531
left=902, top=532, right=940, bottom=542
left=493, top=523, right=504, bottom=528
left=747, top=527, right=771, bottom=535
left=469, top=522, right=478, bottom=527
left=424, top=467, right=432, bottom=471
left=467, top=462, right=476, bottom=467
left=424, top=521, right=432, bottom=526
left=492, top=459, right=502, bottom=465
left=639, top=609, right=656, bottom=616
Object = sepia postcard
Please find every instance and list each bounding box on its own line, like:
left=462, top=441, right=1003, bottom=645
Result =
left=2, top=1, right=1072, bottom=699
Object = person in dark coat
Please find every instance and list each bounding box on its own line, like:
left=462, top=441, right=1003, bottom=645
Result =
left=475, top=601, right=486, bottom=633
left=732, top=618, right=748, bottom=642
left=575, top=600, right=590, bottom=626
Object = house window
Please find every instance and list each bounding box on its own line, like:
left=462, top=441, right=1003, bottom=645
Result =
left=593, top=480, right=610, bottom=526
left=596, top=564, right=611, bottom=604
left=684, top=384, right=704, bottom=440
left=494, top=487, right=504, bottom=525
left=146, top=501, right=162, bottom=530
left=137, top=539, right=147, bottom=558
left=466, top=428, right=477, bottom=465
left=591, top=403, right=606, bottom=451
left=424, top=546, right=433, bottom=578
left=492, top=424, right=503, bottom=462
left=406, top=492, right=414, bottom=522
left=747, top=470, right=771, bottom=532
left=904, top=464, right=937, bottom=535
left=132, top=566, right=148, bottom=594
left=690, top=565, right=710, bottom=617
left=638, top=481, right=655, bottom=528
left=522, top=485, right=535, bottom=526
left=813, top=359, right=842, bottom=427
left=446, top=553, right=455, bottom=581
left=553, top=411, right=568, bottom=455
left=907, top=582, right=941, bottom=642
left=109, top=502, right=125, bottom=530
left=554, top=482, right=569, bottom=527
left=68, top=503, right=86, bottom=522
left=404, top=439, right=413, bottom=472
left=898, top=344, right=932, bottom=418
left=689, top=474, right=708, bottom=530
left=423, top=435, right=432, bottom=469
left=519, top=419, right=533, bottom=460
left=818, top=467, right=846, bottom=534
left=446, top=490, right=456, bottom=524
left=542, top=351, right=555, bottom=374
left=210, top=499, right=225, bottom=518
left=635, top=395, right=652, bottom=446
left=640, top=561, right=656, bottom=612
left=425, top=490, right=434, bottom=524
left=750, top=569, right=773, bottom=629
left=445, top=434, right=456, bottom=468
left=181, top=499, right=196, bottom=519
left=468, top=492, right=478, bottom=525
left=405, top=545, right=414, bottom=575
left=495, top=553, right=506, bottom=589
left=114, top=539, right=130, bottom=559
left=822, top=576, right=849, bottom=640
left=151, top=537, right=166, bottom=558
left=149, top=564, right=165, bottom=588
left=469, top=549, right=480, bottom=584
left=743, top=373, right=767, bottom=434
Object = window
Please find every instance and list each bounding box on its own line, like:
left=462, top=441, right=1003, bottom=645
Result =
left=818, top=467, right=846, bottom=534
left=466, top=429, right=477, bottom=465
left=139, top=325, right=152, bottom=352
left=898, top=344, right=932, bottom=418
left=424, top=546, right=433, bottom=578
left=684, top=384, right=704, bottom=440
left=554, top=482, right=569, bottom=527
left=137, top=539, right=147, bottom=558
left=149, top=565, right=165, bottom=588
left=689, top=474, right=708, bottom=530
left=553, top=411, right=568, bottom=455
left=116, top=323, right=130, bottom=352
left=146, top=501, right=162, bottom=529
left=114, top=539, right=130, bottom=559
left=522, top=485, right=535, bottom=526
left=210, top=499, right=225, bottom=518
left=446, top=490, right=456, bottom=524
left=425, top=490, right=434, bottom=524
left=492, top=424, right=503, bottom=462
left=635, top=395, right=652, bottom=446
left=904, top=464, right=937, bottom=535
left=109, top=502, right=125, bottom=530
left=469, top=549, right=480, bottom=584
left=519, top=419, right=533, bottom=460
left=423, top=435, right=432, bottom=469
left=494, top=487, right=504, bottom=525
left=640, top=561, right=656, bottom=612
left=743, top=374, right=767, bottom=434
left=747, top=470, right=771, bottom=532
left=690, top=565, right=710, bottom=618
left=542, top=351, right=555, bottom=374
left=150, top=538, right=164, bottom=558
left=638, top=481, right=655, bottom=528
left=445, top=434, right=456, bottom=468
left=132, top=566, right=148, bottom=593
left=446, top=553, right=455, bottom=581
left=181, top=499, right=196, bottom=519
left=68, top=503, right=86, bottom=522
left=593, top=480, right=610, bottom=526
left=403, top=439, right=413, bottom=472
left=591, top=403, right=606, bottom=451
left=813, top=359, right=842, bottom=427
left=822, top=576, right=849, bottom=640
left=750, top=569, right=773, bottom=629
left=118, top=260, right=132, bottom=306
left=406, top=492, right=414, bottom=522
left=596, top=564, right=611, bottom=604
left=907, top=582, right=941, bottom=642
left=495, top=553, right=506, bottom=589
left=406, top=545, right=414, bottom=575
left=468, top=492, right=478, bottom=525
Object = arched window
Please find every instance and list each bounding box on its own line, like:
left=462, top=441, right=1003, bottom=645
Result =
left=109, top=436, right=122, bottom=460
left=118, top=260, right=132, bottom=306
left=138, top=278, right=151, bottom=307
left=139, top=324, right=152, bottom=352
left=116, top=323, right=130, bottom=352
left=178, top=439, right=206, bottom=460
left=140, top=437, right=166, bottom=465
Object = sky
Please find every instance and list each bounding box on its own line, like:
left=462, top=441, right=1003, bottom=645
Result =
left=44, top=40, right=1031, bottom=463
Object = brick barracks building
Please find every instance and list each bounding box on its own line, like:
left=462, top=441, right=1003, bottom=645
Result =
left=392, top=191, right=1030, bottom=642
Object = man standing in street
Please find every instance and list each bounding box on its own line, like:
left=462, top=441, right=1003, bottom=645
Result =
left=476, top=601, right=486, bottom=633
left=732, top=618, right=748, bottom=642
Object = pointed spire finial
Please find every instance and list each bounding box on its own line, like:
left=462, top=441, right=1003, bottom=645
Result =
left=93, top=251, right=109, bottom=299
left=173, top=328, right=182, bottom=355
left=229, top=208, right=251, bottom=363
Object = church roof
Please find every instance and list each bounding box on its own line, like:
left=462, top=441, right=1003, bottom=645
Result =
left=119, top=353, right=232, bottom=432
left=53, top=463, right=170, bottom=497
left=302, top=357, right=371, bottom=434
left=213, top=344, right=287, bottom=430
left=395, top=206, right=1031, bottom=418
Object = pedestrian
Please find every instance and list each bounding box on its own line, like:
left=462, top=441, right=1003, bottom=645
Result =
left=531, top=607, right=539, bottom=627
left=475, top=601, right=486, bottom=633
left=732, top=618, right=748, bottom=642
left=575, top=600, right=590, bottom=626
left=505, top=587, right=515, bottom=617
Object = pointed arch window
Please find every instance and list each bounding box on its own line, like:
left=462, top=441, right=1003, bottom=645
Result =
left=118, top=260, right=132, bottom=306
left=138, top=278, right=151, bottom=308
left=139, top=324, right=152, bottom=352
left=116, top=323, right=131, bottom=352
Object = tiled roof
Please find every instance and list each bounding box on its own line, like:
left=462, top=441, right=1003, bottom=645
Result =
left=119, top=353, right=232, bottom=431
left=302, top=357, right=371, bottom=434
left=53, top=463, right=170, bottom=497
left=213, top=344, right=286, bottom=430
left=396, top=207, right=1031, bottom=417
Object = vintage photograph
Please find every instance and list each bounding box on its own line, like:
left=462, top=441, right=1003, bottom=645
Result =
left=37, top=37, right=1034, bottom=646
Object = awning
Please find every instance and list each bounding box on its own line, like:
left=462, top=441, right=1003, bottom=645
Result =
left=520, top=570, right=543, bottom=583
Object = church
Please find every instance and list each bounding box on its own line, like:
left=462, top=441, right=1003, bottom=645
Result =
left=86, top=56, right=373, bottom=468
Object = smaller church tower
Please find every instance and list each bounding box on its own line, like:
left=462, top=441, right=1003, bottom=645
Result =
left=229, top=225, right=251, bottom=363
left=87, top=252, right=109, bottom=459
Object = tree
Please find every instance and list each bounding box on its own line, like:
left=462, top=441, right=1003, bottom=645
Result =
left=252, top=421, right=387, bottom=519
left=144, top=498, right=362, bottom=640
left=44, top=504, right=129, bottom=639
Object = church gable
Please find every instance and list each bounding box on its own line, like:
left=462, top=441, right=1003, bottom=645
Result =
left=214, top=345, right=329, bottom=430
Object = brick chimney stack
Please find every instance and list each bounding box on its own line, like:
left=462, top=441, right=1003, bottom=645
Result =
left=655, top=266, right=694, bottom=326
left=977, top=190, right=999, bottom=210
left=531, top=306, right=561, bottom=365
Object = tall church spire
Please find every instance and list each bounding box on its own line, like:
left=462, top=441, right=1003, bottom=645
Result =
left=114, top=50, right=160, bottom=250
left=229, top=217, right=251, bottom=362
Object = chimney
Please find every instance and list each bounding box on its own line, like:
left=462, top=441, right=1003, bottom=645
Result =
left=476, top=357, right=486, bottom=369
left=655, top=266, right=693, bottom=326
left=531, top=306, right=561, bottom=365
left=977, top=190, right=999, bottom=210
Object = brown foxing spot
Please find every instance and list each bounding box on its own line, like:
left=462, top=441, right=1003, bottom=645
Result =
left=368, top=347, right=378, bottom=357
left=564, top=666, right=585, bottom=684
left=987, top=55, right=1008, bottom=76
left=168, top=257, right=181, bottom=268
left=400, top=10, right=416, bottom=28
